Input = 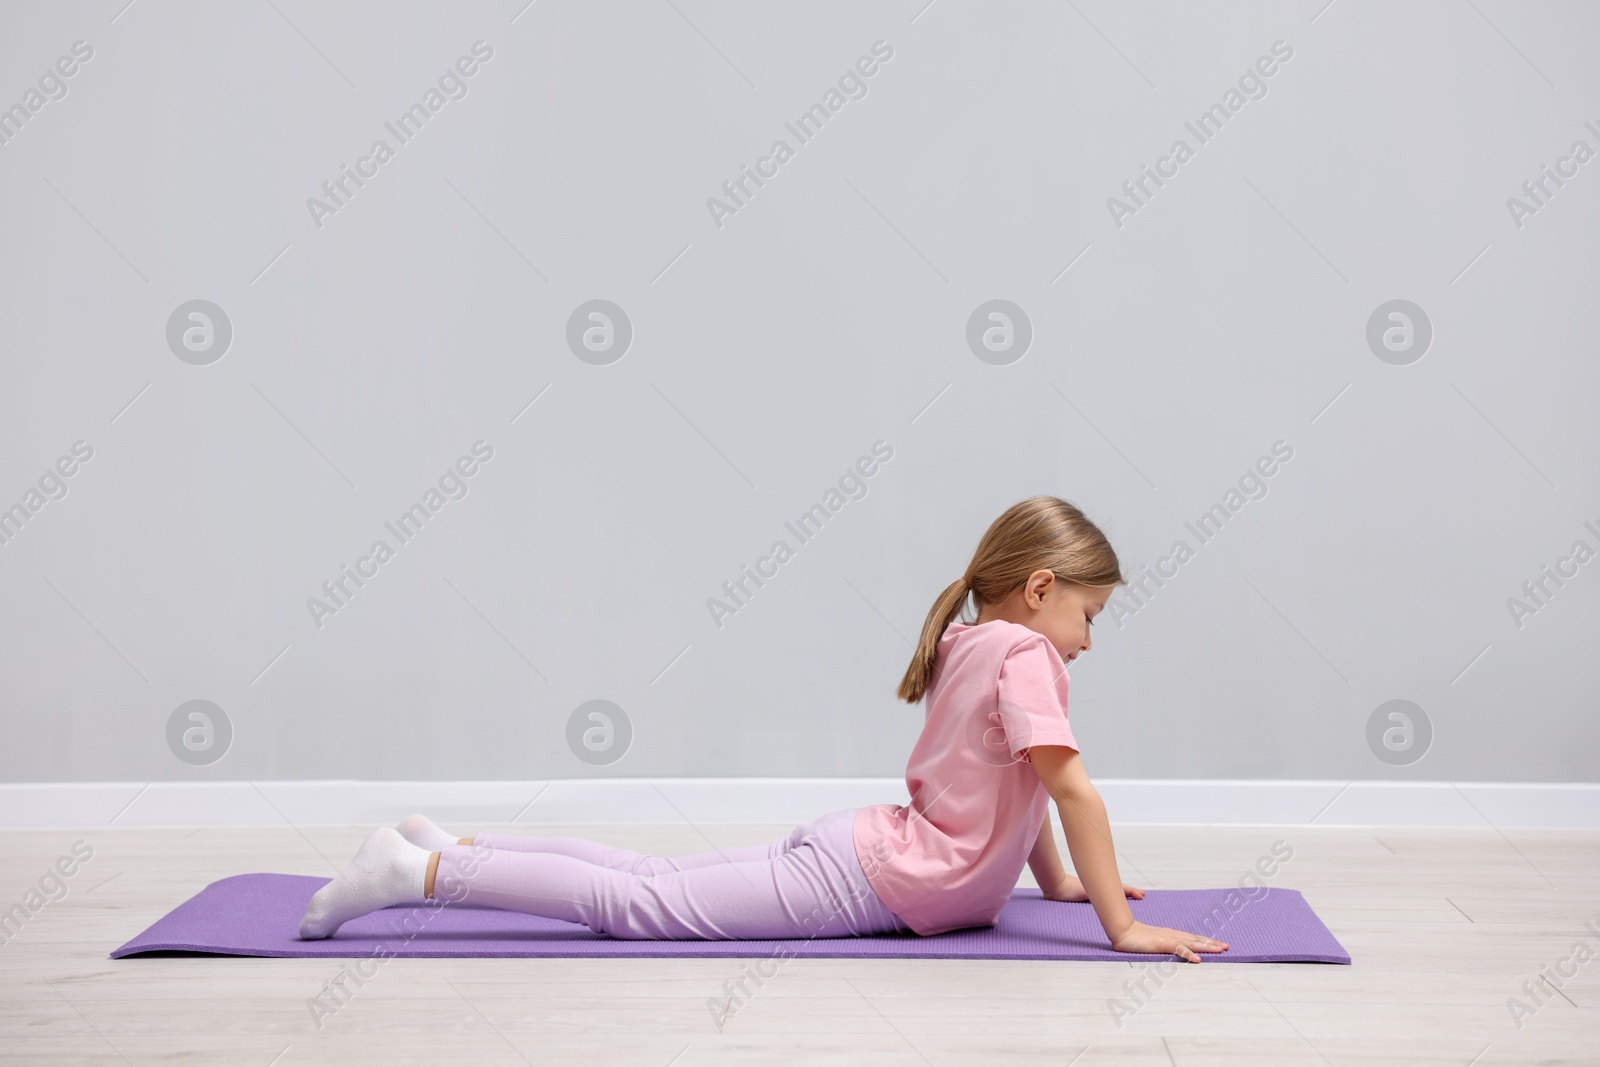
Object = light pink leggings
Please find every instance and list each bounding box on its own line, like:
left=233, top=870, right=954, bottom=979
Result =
left=432, top=806, right=909, bottom=940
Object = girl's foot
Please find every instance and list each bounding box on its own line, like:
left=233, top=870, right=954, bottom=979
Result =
left=396, top=813, right=460, bottom=851
left=298, top=827, right=430, bottom=939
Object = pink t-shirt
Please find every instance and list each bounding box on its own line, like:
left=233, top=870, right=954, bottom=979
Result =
left=853, top=619, right=1078, bottom=935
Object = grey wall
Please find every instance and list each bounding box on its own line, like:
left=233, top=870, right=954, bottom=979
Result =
left=1, top=1, right=1594, bottom=785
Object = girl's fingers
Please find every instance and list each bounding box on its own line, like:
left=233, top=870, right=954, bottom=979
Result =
left=1177, top=945, right=1201, bottom=963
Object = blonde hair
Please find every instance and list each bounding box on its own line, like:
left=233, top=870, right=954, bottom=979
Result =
left=895, top=496, right=1127, bottom=704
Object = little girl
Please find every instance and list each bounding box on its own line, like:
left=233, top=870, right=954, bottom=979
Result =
left=300, top=496, right=1228, bottom=962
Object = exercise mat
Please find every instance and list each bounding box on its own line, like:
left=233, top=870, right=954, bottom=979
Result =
left=110, top=874, right=1350, bottom=963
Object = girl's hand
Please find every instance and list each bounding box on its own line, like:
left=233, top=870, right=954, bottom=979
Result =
left=1109, top=920, right=1229, bottom=963
left=1043, top=874, right=1145, bottom=904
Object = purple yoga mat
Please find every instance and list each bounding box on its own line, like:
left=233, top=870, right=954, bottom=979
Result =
left=110, top=874, right=1350, bottom=963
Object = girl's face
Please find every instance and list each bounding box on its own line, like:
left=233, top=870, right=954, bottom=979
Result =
left=978, top=571, right=1114, bottom=666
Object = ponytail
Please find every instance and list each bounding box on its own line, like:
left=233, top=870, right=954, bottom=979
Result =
left=895, top=576, right=972, bottom=704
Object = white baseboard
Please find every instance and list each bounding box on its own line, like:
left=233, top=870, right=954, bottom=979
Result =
left=1, top=779, right=1596, bottom=830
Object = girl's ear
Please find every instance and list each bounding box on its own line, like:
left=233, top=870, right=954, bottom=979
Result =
left=1026, top=569, right=1055, bottom=607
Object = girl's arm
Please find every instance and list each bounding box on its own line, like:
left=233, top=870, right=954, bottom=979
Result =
left=1027, top=810, right=1145, bottom=903
left=1027, top=745, right=1229, bottom=963
left=1025, top=811, right=1073, bottom=899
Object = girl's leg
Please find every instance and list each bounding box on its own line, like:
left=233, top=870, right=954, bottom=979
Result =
left=435, top=809, right=915, bottom=940
left=302, top=827, right=750, bottom=940
left=432, top=827, right=898, bottom=940
left=399, top=814, right=793, bottom=874
left=302, top=809, right=902, bottom=940
left=468, top=833, right=785, bottom=874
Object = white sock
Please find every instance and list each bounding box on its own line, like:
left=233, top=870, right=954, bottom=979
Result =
left=395, top=813, right=459, bottom=851
left=299, top=827, right=430, bottom=940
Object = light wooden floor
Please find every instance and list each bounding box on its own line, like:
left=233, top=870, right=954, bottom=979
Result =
left=2, top=823, right=1596, bottom=1065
